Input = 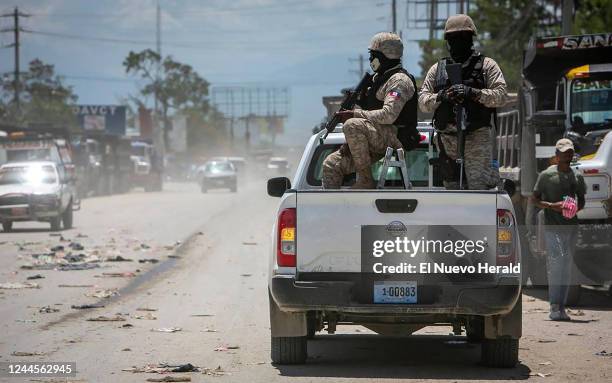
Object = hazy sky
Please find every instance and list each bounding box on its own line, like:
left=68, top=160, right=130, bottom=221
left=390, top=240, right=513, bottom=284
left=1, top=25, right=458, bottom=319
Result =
left=0, top=0, right=439, bottom=145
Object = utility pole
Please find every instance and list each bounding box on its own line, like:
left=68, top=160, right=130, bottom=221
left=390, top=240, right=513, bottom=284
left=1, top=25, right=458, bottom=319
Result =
left=561, top=0, right=574, bottom=35
left=349, top=54, right=365, bottom=79
left=154, top=0, right=165, bottom=156
left=1, top=7, right=29, bottom=117
left=391, top=0, right=397, bottom=33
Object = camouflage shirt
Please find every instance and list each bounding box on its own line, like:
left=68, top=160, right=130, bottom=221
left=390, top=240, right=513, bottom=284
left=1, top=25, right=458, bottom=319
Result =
left=418, top=57, right=507, bottom=114
left=354, top=65, right=415, bottom=125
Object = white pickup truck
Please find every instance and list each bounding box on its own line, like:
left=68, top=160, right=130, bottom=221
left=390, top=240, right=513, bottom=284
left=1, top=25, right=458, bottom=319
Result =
left=267, top=123, right=522, bottom=367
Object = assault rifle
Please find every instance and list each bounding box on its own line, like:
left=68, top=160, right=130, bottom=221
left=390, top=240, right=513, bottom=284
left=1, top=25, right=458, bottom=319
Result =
left=445, top=63, right=467, bottom=189
left=320, top=72, right=373, bottom=144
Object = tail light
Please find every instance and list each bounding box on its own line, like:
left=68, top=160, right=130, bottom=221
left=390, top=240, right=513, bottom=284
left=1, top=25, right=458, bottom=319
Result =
left=496, top=209, right=516, bottom=266
left=277, top=208, right=296, bottom=267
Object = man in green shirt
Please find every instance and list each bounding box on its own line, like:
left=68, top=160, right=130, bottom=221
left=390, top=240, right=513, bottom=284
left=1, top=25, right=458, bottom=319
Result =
left=532, top=138, right=586, bottom=321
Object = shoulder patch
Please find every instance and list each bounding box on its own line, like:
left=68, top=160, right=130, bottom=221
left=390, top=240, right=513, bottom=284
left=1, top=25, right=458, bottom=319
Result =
left=388, top=90, right=401, bottom=99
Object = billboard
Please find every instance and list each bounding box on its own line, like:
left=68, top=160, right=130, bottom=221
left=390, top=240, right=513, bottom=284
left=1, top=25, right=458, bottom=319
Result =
left=73, top=105, right=126, bottom=135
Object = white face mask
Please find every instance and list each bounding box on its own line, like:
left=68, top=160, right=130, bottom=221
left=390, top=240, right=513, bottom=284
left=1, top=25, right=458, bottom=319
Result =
left=370, top=57, right=381, bottom=72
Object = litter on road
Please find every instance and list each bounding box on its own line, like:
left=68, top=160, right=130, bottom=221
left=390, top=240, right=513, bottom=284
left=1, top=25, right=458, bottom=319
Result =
left=87, top=315, right=126, bottom=322
left=39, top=306, right=60, bottom=313
left=0, top=282, right=40, bottom=289
left=12, top=351, right=45, bottom=356
left=71, top=304, right=105, bottom=309
left=26, top=274, right=45, bottom=280
left=85, top=289, right=118, bottom=298
left=137, top=307, right=157, bottom=311
left=139, top=258, right=159, bottom=264
left=134, top=313, right=157, bottom=320
left=105, top=255, right=133, bottom=262
left=146, top=377, right=191, bottom=382
left=151, top=327, right=182, bottom=333
left=123, top=363, right=199, bottom=374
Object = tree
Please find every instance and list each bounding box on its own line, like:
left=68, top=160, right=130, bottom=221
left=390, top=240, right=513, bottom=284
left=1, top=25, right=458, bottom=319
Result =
left=123, top=49, right=212, bottom=147
left=0, top=59, right=77, bottom=127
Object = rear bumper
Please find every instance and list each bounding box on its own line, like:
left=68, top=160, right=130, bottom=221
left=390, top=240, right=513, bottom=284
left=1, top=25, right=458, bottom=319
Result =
left=270, top=275, right=521, bottom=316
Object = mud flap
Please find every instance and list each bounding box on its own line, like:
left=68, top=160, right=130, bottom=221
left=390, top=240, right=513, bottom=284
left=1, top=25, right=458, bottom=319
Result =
left=484, top=292, right=522, bottom=339
left=269, top=290, right=306, bottom=337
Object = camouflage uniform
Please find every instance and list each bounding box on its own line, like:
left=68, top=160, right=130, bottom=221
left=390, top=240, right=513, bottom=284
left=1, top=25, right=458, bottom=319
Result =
left=322, top=32, right=415, bottom=189
left=419, top=57, right=507, bottom=189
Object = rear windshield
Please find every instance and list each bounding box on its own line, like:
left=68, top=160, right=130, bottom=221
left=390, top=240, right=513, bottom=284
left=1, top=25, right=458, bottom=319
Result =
left=0, top=165, right=58, bottom=185
left=205, top=162, right=234, bottom=172
left=308, top=144, right=437, bottom=187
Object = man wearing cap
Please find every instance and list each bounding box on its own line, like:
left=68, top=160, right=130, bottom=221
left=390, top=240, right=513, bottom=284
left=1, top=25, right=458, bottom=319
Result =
left=322, top=32, right=419, bottom=189
left=532, top=138, right=586, bottom=321
left=419, top=14, right=507, bottom=190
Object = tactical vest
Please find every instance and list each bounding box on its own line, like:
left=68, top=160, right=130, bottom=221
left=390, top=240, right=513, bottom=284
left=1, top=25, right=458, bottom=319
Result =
left=433, top=53, right=494, bottom=133
left=360, top=67, right=420, bottom=149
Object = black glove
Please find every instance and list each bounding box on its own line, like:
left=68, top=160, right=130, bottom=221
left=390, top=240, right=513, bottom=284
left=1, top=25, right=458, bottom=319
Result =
left=448, top=84, right=482, bottom=103
left=436, top=89, right=451, bottom=103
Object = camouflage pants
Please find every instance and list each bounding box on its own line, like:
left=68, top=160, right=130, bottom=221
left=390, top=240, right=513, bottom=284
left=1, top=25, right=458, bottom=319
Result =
left=322, top=118, right=402, bottom=189
left=436, top=127, right=499, bottom=190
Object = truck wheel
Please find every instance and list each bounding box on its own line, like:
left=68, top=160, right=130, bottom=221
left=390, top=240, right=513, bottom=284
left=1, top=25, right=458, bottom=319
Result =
left=271, top=336, right=307, bottom=364
left=62, top=201, right=73, bottom=230
left=565, top=285, right=582, bottom=306
left=466, top=317, right=484, bottom=343
left=2, top=221, right=13, bottom=232
left=50, top=216, right=62, bottom=231
left=481, top=338, right=519, bottom=368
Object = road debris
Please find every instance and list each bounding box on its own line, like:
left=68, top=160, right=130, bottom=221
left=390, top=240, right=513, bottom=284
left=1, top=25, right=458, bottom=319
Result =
left=123, top=363, right=199, bottom=373
left=538, top=339, right=557, bottom=343
left=146, top=377, right=191, bottom=382
left=69, top=242, right=85, bottom=250
left=12, top=351, right=45, bottom=356
left=595, top=350, right=611, bottom=357
left=59, top=284, right=95, bottom=288
left=0, top=282, right=40, bottom=289
left=96, top=272, right=136, bottom=278
left=39, top=306, right=60, bottom=313
left=538, top=361, right=552, bottom=365
left=191, top=314, right=214, bottom=317
left=214, top=345, right=240, bottom=351
left=134, top=312, right=157, bottom=320
left=240, top=273, right=252, bottom=277
left=120, top=323, right=134, bottom=328
left=105, top=255, right=133, bottom=262
left=201, top=329, right=218, bottom=333
left=71, top=304, right=105, bottom=309
left=139, top=258, right=159, bottom=264
left=122, top=348, right=131, bottom=351
left=151, top=327, right=182, bottom=333
left=202, top=366, right=226, bottom=376
left=87, top=315, right=126, bottom=322
left=26, top=274, right=45, bottom=280
left=136, top=307, right=158, bottom=312
left=530, top=372, right=552, bottom=378
left=86, top=289, right=118, bottom=298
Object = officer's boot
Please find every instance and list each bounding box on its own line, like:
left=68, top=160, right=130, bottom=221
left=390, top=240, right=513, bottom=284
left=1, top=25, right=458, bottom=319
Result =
left=352, top=167, right=375, bottom=189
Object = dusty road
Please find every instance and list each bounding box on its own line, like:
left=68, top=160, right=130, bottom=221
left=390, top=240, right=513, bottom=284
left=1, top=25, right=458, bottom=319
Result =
left=0, top=179, right=611, bottom=382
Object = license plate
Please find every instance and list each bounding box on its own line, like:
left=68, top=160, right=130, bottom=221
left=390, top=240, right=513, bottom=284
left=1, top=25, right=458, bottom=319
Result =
left=11, top=207, right=27, bottom=216
left=373, top=281, right=417, bottom=304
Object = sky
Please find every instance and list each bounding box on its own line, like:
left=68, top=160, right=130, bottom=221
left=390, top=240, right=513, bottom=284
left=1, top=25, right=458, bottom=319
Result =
left=0, top=0, right=449, bottom=145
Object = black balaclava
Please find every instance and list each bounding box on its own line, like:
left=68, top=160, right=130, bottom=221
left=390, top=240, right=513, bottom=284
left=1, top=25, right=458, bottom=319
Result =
left=369, top=50, right=401, bottom=74
left=446, top=31, right=474, bottom=63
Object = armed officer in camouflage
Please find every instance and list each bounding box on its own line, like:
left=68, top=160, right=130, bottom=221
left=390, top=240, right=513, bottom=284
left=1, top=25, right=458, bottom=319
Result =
left=419, top=14, right=507, bottom=190
left=322, top=32, right=419, bottom=189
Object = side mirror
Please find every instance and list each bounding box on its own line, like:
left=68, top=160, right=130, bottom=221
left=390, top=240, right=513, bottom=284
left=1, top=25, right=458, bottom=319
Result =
left=501, top=178, right=516, bottom=197
left=267, top=177, right=291, bottom=197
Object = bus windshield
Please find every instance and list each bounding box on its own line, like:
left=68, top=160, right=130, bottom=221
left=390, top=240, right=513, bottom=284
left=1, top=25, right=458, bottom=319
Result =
left=571, top=77, right=612, bottom=127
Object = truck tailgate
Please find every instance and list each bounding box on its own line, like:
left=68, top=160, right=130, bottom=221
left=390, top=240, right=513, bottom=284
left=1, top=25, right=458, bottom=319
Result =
left=296, top=191, right=498, bottom=274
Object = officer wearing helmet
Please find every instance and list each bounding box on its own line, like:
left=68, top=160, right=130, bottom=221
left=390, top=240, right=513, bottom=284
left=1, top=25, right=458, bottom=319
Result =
left=322, top=32, right=419, bottom=189
left=419, top=14, right=507, bottom=190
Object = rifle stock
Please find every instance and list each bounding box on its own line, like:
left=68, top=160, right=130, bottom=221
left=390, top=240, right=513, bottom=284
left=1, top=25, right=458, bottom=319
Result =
left=320, top=73, right=373, bottom=144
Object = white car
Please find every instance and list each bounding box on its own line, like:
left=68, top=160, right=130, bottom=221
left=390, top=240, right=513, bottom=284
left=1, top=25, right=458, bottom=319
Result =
left=266, top=124, right=522, bottom=367
left=0, top=161, right=77, bottom=231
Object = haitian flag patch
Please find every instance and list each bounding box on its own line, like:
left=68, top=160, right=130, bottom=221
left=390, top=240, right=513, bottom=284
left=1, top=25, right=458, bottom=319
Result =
left=388, top=90, right=401, bottom=99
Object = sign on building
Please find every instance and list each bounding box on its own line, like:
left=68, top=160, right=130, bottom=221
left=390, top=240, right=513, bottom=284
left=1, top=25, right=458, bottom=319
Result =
left=73, top=105, right=126, bottom=135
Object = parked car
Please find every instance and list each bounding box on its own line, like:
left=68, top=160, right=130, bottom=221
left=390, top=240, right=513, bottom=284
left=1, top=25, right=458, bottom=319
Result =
left=197, top=160, right=237, bottom=193
left=0, top=161, right=77, bottom=231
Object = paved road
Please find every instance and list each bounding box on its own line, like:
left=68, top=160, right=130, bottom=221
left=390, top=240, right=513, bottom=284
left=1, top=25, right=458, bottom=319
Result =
left=0, top=179, right=611, bottom=382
